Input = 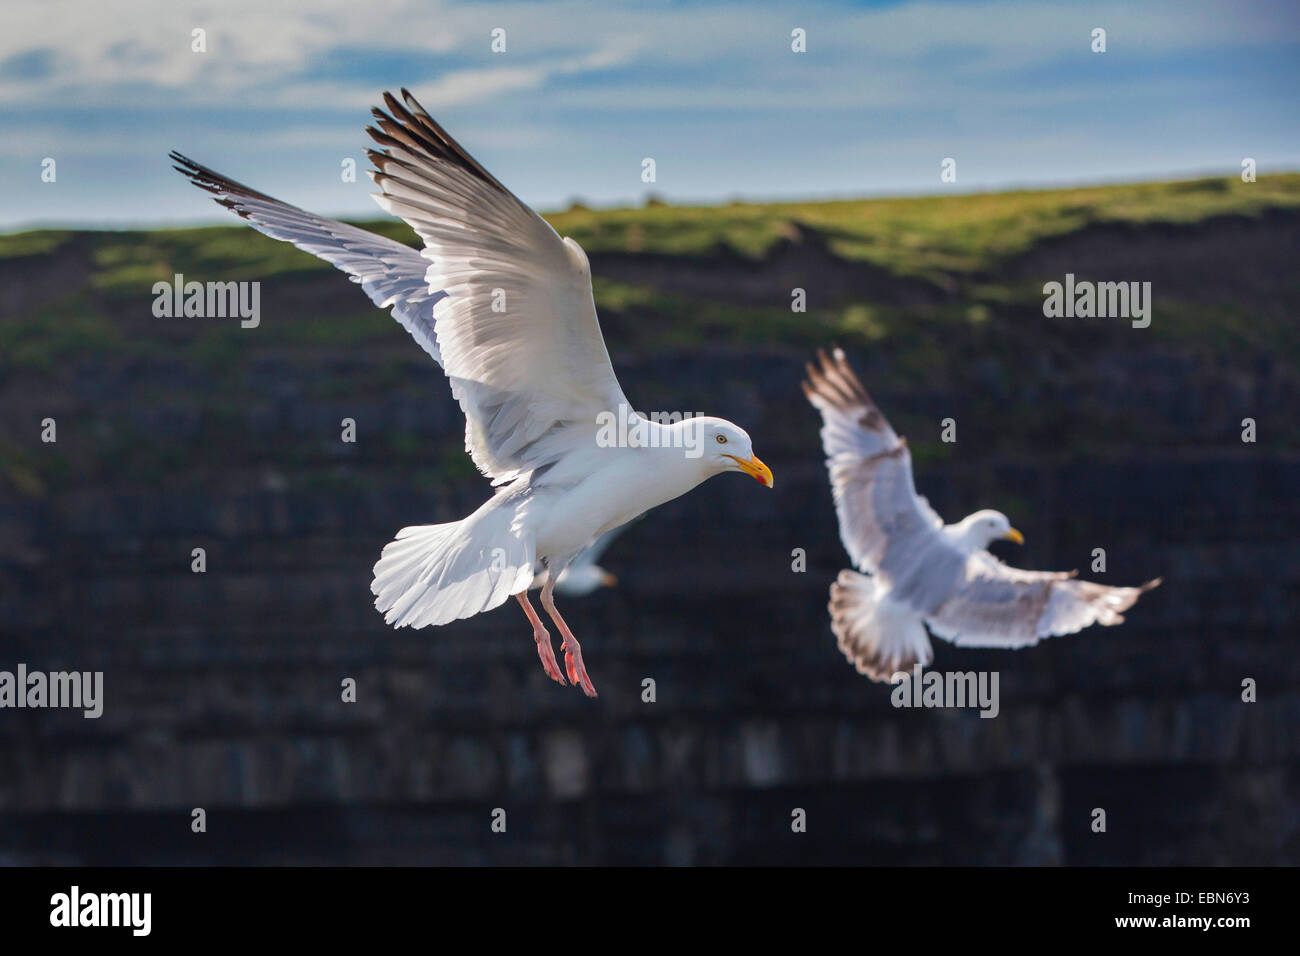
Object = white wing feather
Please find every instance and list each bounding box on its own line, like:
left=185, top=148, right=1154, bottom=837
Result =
left=927, top=554, right=1160, bottom=648
left=174, top=88, right=632, bottom=490
left=802, top=347, right=945, bottom=575
left=365, top=90, right=630, bottom=486
left=169, top=152, right=445, bottom=366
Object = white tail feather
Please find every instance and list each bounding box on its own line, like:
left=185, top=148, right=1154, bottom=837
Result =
left=829, top=569, right=933, bottom=682
left=371, top=496, right=534, bottom=628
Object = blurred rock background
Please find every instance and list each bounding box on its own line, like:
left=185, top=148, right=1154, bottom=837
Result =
left=0, top=178, right=1297, bottom=864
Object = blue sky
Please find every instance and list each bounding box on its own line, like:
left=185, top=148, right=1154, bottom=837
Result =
left=2, top=0, right=1297, bottom=230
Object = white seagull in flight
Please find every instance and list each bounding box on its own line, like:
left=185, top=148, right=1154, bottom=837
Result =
left=171, top=89, right=772, bottom=697
left=803, top=348, right=1159, bottom=682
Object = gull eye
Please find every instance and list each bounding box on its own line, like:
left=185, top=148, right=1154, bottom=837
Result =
left=716, top=434, right=727, bottom=444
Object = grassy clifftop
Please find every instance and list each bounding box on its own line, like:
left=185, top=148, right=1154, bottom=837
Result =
left=7, top=170, right=1297, bottom=278
left=3, top=173, right=1297, bottom=368
left=551, top=173, right=1300, bottom=278
left=1, top=173, right=1296, bottom=498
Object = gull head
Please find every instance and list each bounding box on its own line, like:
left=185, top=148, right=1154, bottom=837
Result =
left=957, top=509, right=1023, bottom=551
left=691, top=417, right=773, bottom=488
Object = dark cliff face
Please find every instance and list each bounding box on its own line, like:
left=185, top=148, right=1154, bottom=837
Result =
left=0, top=208, right=1297, bottom=865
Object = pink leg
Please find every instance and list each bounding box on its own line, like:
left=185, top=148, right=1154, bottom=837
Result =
left=540, top=576, right=598, bottom=698
left=516, top=592, right=565, bottom=685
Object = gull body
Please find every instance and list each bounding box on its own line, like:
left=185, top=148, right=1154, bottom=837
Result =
left=532, top=417, right=746, bottom=559
left=172, top=89, right=772, bottom=697
left=530, top=517, right=635, bottom=596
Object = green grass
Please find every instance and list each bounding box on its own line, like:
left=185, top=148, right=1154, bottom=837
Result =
left=0, top=172, right=1296, bottom=372
left=547, top=173, right=1300, bottom=282
left=79, top=218, right=421, bottom=300
left=88, top=228, right=343, bottom=296
left=0, top=230, right=73, bottom=259
left=12, top=172, right=1294, bottom=303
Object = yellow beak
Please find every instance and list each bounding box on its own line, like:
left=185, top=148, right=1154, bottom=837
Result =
left=726, top=453, right=774, bottom=488
left=599, top=571, right=619, bottom=588
left=1003, top=527, right=1025, bottom=545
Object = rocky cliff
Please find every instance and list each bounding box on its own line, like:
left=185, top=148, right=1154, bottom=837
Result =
left=0, top=192, right=1297, bottom=864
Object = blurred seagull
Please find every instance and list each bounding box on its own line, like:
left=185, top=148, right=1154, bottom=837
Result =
left=171, top=89, right=772, bottom=697
left=532, top=523, right=627, bottom=597
left=803, top=348, right=1159, bottom=682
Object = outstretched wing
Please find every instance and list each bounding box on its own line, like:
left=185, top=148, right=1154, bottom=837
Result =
left=172, top=87, right=631, bottom=486
left=802, top=347, right=945, bottom=575
left=365, top=89, right=630, bottom=485
left=171, top=152, right=446, bottom=365
left=925, top=554, right=1161, bottom=648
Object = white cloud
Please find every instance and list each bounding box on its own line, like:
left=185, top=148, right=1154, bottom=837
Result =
left=2, top=0, right=1295, bottom=227
left=5, top=0, right=1287, bottom=110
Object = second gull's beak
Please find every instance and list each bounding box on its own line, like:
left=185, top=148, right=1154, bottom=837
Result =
left=599, top=570, right=619, bottom=588
left=1003, top=528, right=1025, bottom=545
left=726, top=453, right=774, bottom=488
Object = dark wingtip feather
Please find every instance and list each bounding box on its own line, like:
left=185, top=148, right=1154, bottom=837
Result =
left=167, top=150, right=296, bottom=217
left=365, top=87, right=509, bottom=196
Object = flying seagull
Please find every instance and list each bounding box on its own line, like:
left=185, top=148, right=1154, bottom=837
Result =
left=171, top=89, right=773, bottom=697
left=803, top=348, right=1159, bottom=682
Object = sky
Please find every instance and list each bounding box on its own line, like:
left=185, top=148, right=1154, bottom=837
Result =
left=1, top=0, right=1297, bottom=230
